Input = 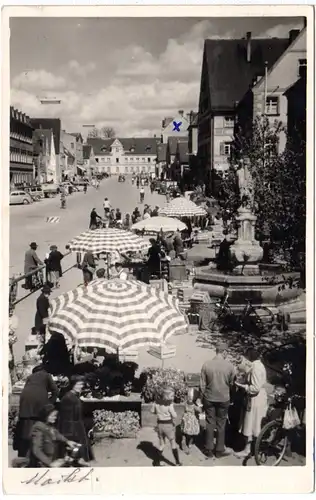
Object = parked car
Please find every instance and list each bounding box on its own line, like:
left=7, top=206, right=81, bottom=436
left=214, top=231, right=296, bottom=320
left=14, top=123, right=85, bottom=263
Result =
left=10, top=190, right=33, bottom=205
left=25, top=186, right=44, bottom=201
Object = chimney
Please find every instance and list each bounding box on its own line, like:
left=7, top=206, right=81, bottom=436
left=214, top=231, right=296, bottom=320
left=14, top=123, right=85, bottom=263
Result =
left=246, top=32, right=251, bottom=63
left=289, top=29, right=300, bottom=45
left=178, top=110, right=184, bottom=117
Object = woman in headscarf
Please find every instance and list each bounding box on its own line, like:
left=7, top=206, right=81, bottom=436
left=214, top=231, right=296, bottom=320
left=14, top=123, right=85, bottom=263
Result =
left=14, top=366, right=58, bottom=457
left=29, top=404, right=77, bottom=468
left=58, top=375, right=94, bottom=463
left=41, top=331, right=72, bottom=376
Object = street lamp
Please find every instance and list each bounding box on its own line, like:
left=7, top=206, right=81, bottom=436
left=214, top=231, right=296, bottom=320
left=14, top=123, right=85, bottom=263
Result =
left=38, top=97, right=62, bottom=105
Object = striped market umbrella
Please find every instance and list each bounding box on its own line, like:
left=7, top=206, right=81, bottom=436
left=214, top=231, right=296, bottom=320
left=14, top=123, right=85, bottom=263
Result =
left=159, top=197, right=207, bottom=218
left=68, top=228, right=149, bottom=254
left=48, top=279, right=188, bottom=352
left=131, top=216, right=187, bottom=233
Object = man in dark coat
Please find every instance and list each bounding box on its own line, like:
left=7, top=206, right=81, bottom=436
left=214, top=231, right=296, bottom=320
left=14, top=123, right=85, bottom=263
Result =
left=89, top=208, right=101, bottom=229
left=24, top=242, right=43, bottom=290
left=14, top=367, right=57, bottom=457
left=45, top=245, right=64, bottom=288
left=34, top=284, right=51, bottom=334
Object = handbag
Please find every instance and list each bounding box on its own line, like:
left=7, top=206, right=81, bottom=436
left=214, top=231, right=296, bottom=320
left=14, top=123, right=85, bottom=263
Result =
left=283, top=403, right=300, bottom=430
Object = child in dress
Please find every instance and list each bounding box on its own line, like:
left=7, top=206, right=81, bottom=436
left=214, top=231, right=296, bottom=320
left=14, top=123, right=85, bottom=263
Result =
left=151, top=387, right=182, bottom=466
left=181, top=388, right=202, bottom=454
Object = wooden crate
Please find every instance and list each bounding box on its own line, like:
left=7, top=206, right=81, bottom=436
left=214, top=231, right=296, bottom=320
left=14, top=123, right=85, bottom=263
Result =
left=147, top=343, right=176, bottom=360
left=177, top=286, right=194, bottom=302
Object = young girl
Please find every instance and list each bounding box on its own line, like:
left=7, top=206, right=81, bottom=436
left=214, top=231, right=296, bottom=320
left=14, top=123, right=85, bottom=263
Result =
left=151, top=387, right=182, bottom=466
left=181, top=388, right=202, bottom=454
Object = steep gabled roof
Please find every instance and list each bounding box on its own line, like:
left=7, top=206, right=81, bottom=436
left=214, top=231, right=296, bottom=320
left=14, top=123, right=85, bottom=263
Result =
left=87, top=137, right=160, bottom=156
left=203, top=37, right=289, bottom=111
left=30, top=118, right=61, bottom=154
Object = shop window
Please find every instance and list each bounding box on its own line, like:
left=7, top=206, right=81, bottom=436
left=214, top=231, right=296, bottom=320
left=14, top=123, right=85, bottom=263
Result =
left=219, top=142, right=232, bottom=156
left=224, top=116, right=234, bottom=128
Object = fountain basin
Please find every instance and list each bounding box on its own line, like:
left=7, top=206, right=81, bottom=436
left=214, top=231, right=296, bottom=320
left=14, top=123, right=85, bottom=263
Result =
left=193, top=266, right=302, bottom=312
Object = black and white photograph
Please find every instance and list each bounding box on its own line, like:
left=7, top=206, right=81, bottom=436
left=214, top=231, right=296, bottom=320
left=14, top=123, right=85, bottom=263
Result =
left=2, top=4, right=314, bottom=495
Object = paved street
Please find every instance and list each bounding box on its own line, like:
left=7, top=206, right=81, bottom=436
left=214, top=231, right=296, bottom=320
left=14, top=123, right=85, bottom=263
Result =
left=10, top=177, right=164, bottom=361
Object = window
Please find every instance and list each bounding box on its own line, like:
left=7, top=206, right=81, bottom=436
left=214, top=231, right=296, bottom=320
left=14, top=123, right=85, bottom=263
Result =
left=147, top=157, right=151, bottom=162
left=130, top=157, right=134, bottom=161
left=71, top=142, right=74, bottom=148
left=219, top=142, right=232, bottom=156
left=125, top=166, right=128, bottom=173
left=142, top=158, right=146, bottom=162
left=265, top=96, right=279, bottom=115
left=116, top=166, right=119, bottom=173
left=101, top=157, right=105, bottom=161
left=125, top=157, right=128, bottom=161
left=299, top=58, right=307, bottom=78
left=136, top=157, right=139, bottom=161
left=116, top=158, right=119, bottom=164
left=107, top=158, right=110, bottom=162
left=224, top=116, right=234, bottom=128
left=107, top=166, right=111, bottom=173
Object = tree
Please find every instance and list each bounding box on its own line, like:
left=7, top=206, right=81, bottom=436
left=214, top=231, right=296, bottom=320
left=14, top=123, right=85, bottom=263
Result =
left=100, top=126, right=116, bottom=139
left=224, top=115, right=306, bottom=265
left=87, top=127, right=100, bottom=139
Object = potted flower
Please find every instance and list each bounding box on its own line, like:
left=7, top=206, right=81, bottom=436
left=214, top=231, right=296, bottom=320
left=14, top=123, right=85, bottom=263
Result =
left=141, top=367, right=187, bottom=403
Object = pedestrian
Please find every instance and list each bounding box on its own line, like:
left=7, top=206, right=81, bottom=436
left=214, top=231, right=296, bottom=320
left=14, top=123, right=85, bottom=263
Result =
left=136, top=177, right=140, bottom=189
left=13, top=366, right=58, bottom=457
left=89, top=208, right=102, bottom=230
left=140, top=187, right=145, bottom=204
left=28, top=404, right=77, bottom=468
left=234, top=348, right=268, bottom=458
left=113, top=262, right=128, bottom=280
left=41, top=331, right=72, bottom=376
left=151, top=387, right=182, bottom=466
left=24, top=242, right=43, bottom=291
left=151, top=206, right=159, bottom=217
left=180, top=388, right=203, bottom=454
left=166, top=192, right=170, bottom=204
left=34, top=284, right=51, bottom=335
left=200, top=342, right=235, bottom=459
left=115, top=208, right=122, bottom=221
left=173, top=229, right=184, bottom=258
left=109, top=209, right=116, bottom=226
left=143, top=208, right=151, bottom=220
left=147, top=238, right=161, bottom=278
left=58, top=375, right=94, bottom=463
left=84, top=182, right=87, bottom=194
left=45, top=245, right=64, bottom=288
left=96, top=268, right=106, bottom=279
left=103, top=197, right=111, bottom=217
left=81, top=250, right=96, bottom=285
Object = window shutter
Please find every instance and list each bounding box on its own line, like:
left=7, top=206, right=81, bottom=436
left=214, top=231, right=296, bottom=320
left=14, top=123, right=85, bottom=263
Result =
left=219, top=142, right=224, bottom=155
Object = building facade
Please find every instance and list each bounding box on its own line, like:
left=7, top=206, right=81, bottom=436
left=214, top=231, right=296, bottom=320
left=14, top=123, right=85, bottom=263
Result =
left=70, top=133, right=84, bottom=175
left=32, top=129, right=57, bottom=183
left=60, top=130, right=76, bottom=180
left=83, top=144, right=97, bottom=178
left=31, top=118, right=62, bottom=183
left=161, top=111, right=189, bottom=143
left=197, top=34, right=289, bottom=194
left=10, top=106, right=34, bottom=186
left=237, top=28, right=307, bottom=153
left=87, top=137, right=160, bottom=175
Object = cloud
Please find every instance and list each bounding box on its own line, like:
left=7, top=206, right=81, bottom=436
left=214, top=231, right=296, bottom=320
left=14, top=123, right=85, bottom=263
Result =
left=10, top=19, right=304, bottom=137
left=12, top=70, right=67, bottom=91
left=68, top=60, right=96, bottom=77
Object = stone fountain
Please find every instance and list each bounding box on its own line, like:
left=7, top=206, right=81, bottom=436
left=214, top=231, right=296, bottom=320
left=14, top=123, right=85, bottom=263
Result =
left=193, top=159, right=303, bottom=312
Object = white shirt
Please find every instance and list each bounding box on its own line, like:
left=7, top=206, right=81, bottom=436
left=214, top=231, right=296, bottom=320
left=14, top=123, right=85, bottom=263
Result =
left=103, top=200, right=110, bottom=209
left=143, top=212, right=151, bottom=219
left=140, top=188, right=145, bottom=194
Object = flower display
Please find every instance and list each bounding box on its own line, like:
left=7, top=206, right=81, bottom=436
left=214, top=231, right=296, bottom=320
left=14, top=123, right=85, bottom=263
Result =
left=141, top=367, right=188, bottom=403
left=92, top=410, right=140, bottom=439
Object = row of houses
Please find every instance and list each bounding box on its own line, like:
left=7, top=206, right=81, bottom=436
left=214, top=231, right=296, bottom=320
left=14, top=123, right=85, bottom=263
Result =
left=154, top=25, right=307, bottom=193
left=9, top=113, right=95, bottom=187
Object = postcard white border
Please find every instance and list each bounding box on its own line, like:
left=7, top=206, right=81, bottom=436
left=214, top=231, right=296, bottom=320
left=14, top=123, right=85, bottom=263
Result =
left=1, top=4, right=314, bottom=495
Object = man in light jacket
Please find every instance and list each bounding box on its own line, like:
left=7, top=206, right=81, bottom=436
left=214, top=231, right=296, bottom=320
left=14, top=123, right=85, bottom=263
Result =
left=24, top=242, right=43, bottom=290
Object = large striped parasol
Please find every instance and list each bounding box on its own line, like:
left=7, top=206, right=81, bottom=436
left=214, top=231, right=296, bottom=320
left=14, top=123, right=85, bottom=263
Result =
left=131, top=216, right=187, bottom=233
left=68, top=228, right=149, bottom=254
left=159, top=197, right=207, bottom=218
left=48, top=279, right=187, bottom=352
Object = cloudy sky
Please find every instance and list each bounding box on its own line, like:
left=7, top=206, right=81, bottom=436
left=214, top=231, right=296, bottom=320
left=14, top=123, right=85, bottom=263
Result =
left=10, top=16, right=304, bottom=137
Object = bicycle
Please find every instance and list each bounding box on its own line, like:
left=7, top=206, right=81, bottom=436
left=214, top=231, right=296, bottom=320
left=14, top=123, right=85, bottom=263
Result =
left=200, top=289, right=274, bottom=336
left=254, top=388, right=305, bottom=466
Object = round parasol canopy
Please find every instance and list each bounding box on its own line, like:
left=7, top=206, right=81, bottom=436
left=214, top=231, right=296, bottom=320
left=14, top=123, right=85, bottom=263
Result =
left=68, top=228, right=149, bottom=254
left=131, top=216, right=187, bottom=233
left=159, top=197, right=207, bottom=218
left=48, top=279, right=188, bottom=352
